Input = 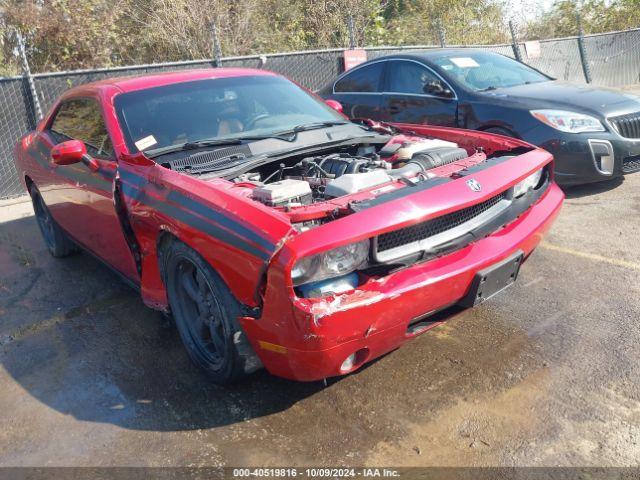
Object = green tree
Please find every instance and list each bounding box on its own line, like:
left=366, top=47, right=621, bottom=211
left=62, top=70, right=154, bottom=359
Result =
left=0, top=0, right=517, bottom=75
left=1, top=0, right=130, bottom=73
left=524, top=0, right=640, bottom=39
left=368, top=0, right=508, bottom=45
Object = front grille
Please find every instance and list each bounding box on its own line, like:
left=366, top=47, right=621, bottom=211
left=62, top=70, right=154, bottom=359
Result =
left=377, top=191, right=507, bottom=253
left=609, top=112, right=640, bottom=139
left=623, top=155, right=640, bottom=173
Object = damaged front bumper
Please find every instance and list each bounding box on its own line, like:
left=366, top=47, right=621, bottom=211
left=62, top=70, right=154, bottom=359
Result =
left=239, top=180, right=564, bottom=381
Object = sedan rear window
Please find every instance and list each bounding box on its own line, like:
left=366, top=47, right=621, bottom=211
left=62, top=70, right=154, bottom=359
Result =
left=334, top=62, right=384, bottom=93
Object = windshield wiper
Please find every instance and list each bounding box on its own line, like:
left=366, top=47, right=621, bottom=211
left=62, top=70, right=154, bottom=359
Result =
left=145, top=130, right=324, bottom=159
left=145, top=138, right=244, bottom=159
left=144, top=122, right=351, bottom=158
left=478, top=86, right=497, bottom=92
left=273, top=120, right=351, bottom=141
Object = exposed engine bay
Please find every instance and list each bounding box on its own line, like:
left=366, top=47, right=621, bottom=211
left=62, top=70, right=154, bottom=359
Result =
left=231, top=135, right=474, bottom=216
left=161, top=126, right=529, bottom=228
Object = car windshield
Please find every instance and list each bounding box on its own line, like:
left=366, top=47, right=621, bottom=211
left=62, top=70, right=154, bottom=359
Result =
left=431, top=51, right=550, bottom=91
left=114, top=75, right=346, bottom=154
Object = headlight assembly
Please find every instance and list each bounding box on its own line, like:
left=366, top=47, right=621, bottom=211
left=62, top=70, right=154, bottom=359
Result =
left=514, top=169, right=544, bottom=198
left=291, top=240, right=369, bottom=286
left=530, top=109, right=605, bottom=133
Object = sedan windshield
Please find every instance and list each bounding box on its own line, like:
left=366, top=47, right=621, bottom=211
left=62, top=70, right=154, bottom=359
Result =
left=114, top=75, right=346, bottom=154
left=431, top=51, right=550, bottom=91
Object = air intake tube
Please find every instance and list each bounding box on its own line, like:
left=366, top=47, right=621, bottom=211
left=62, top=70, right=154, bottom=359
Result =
left=387, top=147, right=469, bottom=179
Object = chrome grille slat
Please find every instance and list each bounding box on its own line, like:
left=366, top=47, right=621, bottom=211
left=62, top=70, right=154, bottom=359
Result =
left=609, top=112, right=640, bottom=139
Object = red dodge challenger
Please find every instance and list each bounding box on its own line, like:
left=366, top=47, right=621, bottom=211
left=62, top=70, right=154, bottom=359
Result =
left=14, top=69, right=564, bottom=383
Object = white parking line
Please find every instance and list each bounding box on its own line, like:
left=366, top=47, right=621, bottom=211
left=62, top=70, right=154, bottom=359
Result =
left=540, top=241, right=640, bottom=271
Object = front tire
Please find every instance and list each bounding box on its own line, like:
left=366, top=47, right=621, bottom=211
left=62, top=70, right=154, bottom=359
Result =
left=30, top=186, right=77, bottom=257
left=163, top=240, right=260, bottom=384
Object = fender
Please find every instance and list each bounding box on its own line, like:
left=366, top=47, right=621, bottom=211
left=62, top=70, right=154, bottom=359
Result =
left=476, top=124, right=520, bottom=138
left=115, top=155, right=294, bottom=311
left=459, top=101, right=530, bottom=137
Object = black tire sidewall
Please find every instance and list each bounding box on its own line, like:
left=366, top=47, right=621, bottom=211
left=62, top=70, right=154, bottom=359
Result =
left=30, top=186, right=75, bottom=257
left=164, top=240, right=245, bottom=384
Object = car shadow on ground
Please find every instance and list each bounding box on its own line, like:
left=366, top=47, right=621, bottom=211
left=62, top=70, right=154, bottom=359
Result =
left=0, top=215, right=325, bottom=432
left=561, top=176, right=624, bottom=199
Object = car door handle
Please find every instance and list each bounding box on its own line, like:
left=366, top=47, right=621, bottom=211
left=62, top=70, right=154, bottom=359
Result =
left=388, top=105, right=402, bottom=114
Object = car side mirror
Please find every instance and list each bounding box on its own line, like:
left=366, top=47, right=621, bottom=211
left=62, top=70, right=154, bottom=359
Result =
left=51, top=140, right=87, bottom=166
left=325, top=99, right=344, bottom=114
left=424, top=81, right=453, bottom=98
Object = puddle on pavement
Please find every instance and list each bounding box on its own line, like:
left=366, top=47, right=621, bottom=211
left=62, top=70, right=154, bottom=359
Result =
left=365, top=368, right=550, bottom=466
left=215, top=306, right=546, bottom=466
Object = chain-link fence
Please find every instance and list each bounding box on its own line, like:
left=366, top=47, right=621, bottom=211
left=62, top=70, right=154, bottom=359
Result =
left=584, top=29, right=640, bottom=86
left=2, top=28, right=640, bottom=200
left=0, top=77, right=38, bottom=199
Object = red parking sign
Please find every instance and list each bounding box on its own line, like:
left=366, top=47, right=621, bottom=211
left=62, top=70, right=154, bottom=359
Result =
left=343, top=49, right=367, bottom=71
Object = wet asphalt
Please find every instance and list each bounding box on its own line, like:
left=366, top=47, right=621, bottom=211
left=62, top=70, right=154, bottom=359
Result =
left=0, top=173, right=639, bottom=467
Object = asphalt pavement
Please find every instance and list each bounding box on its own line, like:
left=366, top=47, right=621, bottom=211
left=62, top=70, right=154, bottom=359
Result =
left=0, top=173, right=639, bottom=467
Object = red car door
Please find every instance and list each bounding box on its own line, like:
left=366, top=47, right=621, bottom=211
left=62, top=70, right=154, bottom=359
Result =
left=42, top=97, right=139, bottom=282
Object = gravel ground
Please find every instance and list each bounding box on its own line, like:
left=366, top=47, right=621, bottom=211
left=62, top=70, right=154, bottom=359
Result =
left=0, top=173, right=639, bottom=467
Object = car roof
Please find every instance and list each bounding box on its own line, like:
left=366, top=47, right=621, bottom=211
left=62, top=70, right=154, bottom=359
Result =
left=317, top=48, right=495, bottom=93
left=362, top=48, right=498, bottom=64
left=63, top=68, right=279, bottom=96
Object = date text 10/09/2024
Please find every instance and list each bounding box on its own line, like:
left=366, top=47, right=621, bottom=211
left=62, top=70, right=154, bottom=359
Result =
left=232, top=468, right=400, bottom=477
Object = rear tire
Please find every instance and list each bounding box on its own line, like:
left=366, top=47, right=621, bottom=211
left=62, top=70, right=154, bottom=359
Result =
left=163, top=239, right=261, bottom=384
left=30, top=186, right=77, bottom=258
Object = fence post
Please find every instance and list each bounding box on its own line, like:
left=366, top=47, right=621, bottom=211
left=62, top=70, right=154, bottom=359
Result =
left=14, top=30, right=43, bottom=122
left=347, top=15, right=356, bottom=49
left=436, top=18, right=446, bottom=47
left=576, top=13, right=592, bottom=83
left=509, top=20, right=523, bottom=62
left=210, top=19, right=222, bottom=67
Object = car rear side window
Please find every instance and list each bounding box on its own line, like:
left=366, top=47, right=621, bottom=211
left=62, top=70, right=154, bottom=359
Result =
left=334, top=62, right=384, bottom=93
left=387, top=60, right=440, bottom=95
left=50, top=98, right=114, bottom=159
